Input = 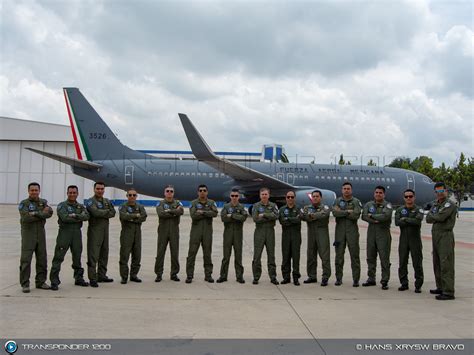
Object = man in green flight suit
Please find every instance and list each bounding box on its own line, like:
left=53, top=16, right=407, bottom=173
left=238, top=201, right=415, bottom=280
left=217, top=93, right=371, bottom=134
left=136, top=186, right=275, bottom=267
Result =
left=155, top=185, right=184, bottom=282
left=301, top=190, right=331, bottom=287
left=252, top=187, right=279, bottom=285
left=395, top=189, right=424, bottom=293
left=50, top=185, right=90, bottom=291
left=119, top=188, right=147, bottom=284
left=279, top=190, right=302, bottom=286
left=86, top=181, right=116, bottom=287
left=18, top=182, right=53, bottom=293
left=217, top=189, right=248, bottom=284
left=362, top=185, right=393, bottom=290
left=427, top=182, right=457, bottom=301
left=186, top=184, right=218, bottom=284
left=332, top=182, right=362, bottom=287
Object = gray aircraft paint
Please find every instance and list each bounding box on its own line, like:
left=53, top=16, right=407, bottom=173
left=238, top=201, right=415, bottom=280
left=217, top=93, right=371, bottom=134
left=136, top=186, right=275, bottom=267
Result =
left=28, top=88, right=435, bottom=207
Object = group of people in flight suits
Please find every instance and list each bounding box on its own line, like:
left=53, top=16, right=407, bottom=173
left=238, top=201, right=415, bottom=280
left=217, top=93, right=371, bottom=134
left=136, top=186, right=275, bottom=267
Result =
left=18, top=180, right=457, bottom=301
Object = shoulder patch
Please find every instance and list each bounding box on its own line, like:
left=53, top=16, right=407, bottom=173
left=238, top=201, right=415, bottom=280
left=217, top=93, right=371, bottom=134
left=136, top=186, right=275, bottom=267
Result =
left=86, top=199, right=93, bottom=207
left=156, top=201, right=161, bottom=207
left=324, top=205, right=329, bottom=210
left=419, top=208, right=424, bottom=214
left=386, top=203, right=392, bottom=209
left=178, top=201, right=183, bottom=207
left=18, top=203, right=24, bottom=210
left=444, top=202, right=451, bottom=208
left=358, top=201, right=362, bottom=207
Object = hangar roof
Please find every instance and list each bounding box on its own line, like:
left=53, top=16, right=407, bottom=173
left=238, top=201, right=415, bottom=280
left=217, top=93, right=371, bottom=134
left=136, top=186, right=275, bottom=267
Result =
left=0, top=116, right=72, bottom=142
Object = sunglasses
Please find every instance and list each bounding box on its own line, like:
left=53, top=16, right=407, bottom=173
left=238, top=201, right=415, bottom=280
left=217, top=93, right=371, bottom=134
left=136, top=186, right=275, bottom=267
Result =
left=286, top=196, right=295, bottom=199
left=165, top=190, right=174, bottom=193
left=96, top=188, right=105, bottom=190
left=404, top=195, right=414, bottom=198
left=435, top=189, right=445, bottom=193
left=230, top=195, right=239, bottom=198
left=199, top=189, right=207, bottom=192
left=128, top=194, right=137, bottom=197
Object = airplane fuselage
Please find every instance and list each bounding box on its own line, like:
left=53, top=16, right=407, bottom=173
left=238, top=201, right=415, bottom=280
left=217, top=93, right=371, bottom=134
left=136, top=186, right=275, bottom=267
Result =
left=74, top=157, right=435, bottom=206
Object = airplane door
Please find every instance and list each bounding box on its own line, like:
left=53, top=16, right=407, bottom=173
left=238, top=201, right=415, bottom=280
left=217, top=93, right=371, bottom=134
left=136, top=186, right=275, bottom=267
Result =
left=125, top=165, right=134, bottom=185
left=287, top=173, right=295, bottom=184
left=406, top=173, right=415, bottom=190
left=277, top=173, right=284, bottom=181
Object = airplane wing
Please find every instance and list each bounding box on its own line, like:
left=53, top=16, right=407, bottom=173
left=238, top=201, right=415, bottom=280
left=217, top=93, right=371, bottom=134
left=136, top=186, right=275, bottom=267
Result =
left=26, top=148, right=102, bottom=170
left=178, top=113, right=294, bottom=190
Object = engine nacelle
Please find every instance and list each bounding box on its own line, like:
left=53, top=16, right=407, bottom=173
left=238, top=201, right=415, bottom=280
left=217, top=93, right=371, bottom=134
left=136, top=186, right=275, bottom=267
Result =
left=294, top=188, right=336, bottom=208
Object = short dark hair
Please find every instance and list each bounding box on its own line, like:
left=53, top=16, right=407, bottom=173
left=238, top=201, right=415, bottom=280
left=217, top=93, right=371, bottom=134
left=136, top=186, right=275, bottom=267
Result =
left=286, top=190, right=296, bottom=196
left=312, top=190, right=322, bottom=197
left=67, top=185, right=78, bottom=192
left=231, top=188, right=240, bottom=193
left=94, top=181, right=105, bottom=188
left=434, top=182, right=446, bottom=190
left=342, top=182, right=352, bottom=188
left=375, top=185, right=386, bottom=192
left=259, top=187, right=270, bottom=193
left=404, top=189, right=415, bottom=195
left=28, top=182, right=40, bottom=190
left=198, top=184, right=208, bottom=190
left=126, top=188, right=137, bottom=193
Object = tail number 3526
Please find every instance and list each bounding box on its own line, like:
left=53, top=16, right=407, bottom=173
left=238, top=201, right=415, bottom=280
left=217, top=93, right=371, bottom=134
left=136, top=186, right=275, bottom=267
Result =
left=89, top=133, right=107, bottom=139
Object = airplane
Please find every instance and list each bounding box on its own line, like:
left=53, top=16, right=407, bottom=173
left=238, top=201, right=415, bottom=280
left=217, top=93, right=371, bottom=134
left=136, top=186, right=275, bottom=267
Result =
left=27, top=88, right=435, bottom=209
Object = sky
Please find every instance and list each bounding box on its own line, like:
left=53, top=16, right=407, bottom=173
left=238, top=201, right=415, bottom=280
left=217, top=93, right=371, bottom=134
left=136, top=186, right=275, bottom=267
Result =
left=1, top=0, right=472, bottom=167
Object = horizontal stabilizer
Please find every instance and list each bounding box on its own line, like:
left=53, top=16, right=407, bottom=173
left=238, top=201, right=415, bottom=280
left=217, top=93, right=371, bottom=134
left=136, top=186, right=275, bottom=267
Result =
left=26, top=148, right=102, bottom=170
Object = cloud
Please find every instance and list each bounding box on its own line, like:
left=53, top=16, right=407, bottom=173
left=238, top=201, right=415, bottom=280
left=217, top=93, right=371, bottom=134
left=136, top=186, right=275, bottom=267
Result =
left=0, top=0, right=472, bottom=167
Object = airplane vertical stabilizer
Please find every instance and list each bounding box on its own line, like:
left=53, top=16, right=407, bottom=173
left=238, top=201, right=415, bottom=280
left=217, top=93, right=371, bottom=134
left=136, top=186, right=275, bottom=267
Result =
left=63, top=88, right=145, bottom=161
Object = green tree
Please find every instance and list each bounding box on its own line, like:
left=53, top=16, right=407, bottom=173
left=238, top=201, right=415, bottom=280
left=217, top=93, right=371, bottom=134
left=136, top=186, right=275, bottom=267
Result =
left=450, top=153, right=473, bottom=205
left=388, top=157, right=412, bottom=170
left=411, top=156, right=434, bottom=177
left=367, top=159, right=376, bottom=166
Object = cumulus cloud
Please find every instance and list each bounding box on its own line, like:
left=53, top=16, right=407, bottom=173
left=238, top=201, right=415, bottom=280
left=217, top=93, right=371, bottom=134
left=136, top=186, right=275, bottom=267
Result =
left=0, top=0, right=472, bottom=167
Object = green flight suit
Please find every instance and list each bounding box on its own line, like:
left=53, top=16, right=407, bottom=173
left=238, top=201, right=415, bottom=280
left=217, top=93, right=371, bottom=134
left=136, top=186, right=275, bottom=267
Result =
left=426, top=199, right=457, bottom=296
left=186, top=199, right=218, bottom=279
left=362, top=200, right=393, bottom=283
left=301, top=203, right=331, bottom=280
left=332, top=197, right=362, bottom=282
left=18, top=198, right=53, bottom=287
left=50, top=200, right=90, bottom=285
left=395, top=204, right=424, bottom=289
left=278, top=204, right=302, bottom=281
left=220, top=202, right=248, bottom=280
left=252, top=201, right=279, bottom=281
left=86, top=196, right=116, bottom=282
left=119, top=202, right=147, bottom=279
left=155, top=199, right=184, bottom=278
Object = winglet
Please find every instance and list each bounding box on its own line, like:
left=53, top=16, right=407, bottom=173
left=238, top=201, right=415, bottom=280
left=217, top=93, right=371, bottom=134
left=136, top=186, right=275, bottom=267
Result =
left=178, top=113, right=217, bottom=161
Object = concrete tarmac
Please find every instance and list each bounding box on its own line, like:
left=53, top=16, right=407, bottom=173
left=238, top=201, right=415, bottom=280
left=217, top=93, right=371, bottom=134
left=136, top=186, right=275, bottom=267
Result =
left=0, top=205, right=472, bottom=340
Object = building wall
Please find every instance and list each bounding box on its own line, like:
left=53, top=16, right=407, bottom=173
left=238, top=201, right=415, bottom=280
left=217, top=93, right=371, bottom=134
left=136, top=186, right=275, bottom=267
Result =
left=0, top=140, right=157, bottom=205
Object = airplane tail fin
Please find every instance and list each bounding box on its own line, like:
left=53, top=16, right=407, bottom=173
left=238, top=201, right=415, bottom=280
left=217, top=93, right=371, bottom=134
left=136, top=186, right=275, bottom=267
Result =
left=63, top=88, right=145, bottom=161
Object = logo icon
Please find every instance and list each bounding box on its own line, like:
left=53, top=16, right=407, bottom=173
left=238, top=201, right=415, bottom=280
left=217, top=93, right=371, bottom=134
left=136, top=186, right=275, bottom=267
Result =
left=4, top=340, right=17, bottom=354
